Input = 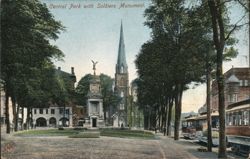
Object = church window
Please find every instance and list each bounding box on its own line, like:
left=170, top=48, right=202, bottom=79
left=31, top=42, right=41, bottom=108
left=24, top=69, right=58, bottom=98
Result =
left=34, top=109, right=37, bottom=114
left=121, top=66, right=124, bottom=73
left=46, top=109, right=48, bottom=114
left=120, top=77, right=125, bottom=86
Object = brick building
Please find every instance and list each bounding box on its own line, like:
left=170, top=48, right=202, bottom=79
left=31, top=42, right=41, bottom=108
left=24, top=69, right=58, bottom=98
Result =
left=211, top=67, right=250, bottom=111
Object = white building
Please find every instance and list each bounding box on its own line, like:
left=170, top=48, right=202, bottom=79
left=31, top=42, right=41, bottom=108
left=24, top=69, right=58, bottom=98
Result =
left=32, top=106, right=73, bottom=127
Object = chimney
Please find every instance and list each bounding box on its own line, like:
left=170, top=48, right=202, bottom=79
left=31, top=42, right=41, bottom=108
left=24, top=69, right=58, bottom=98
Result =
left=71, top=67, right=75, bottom=75
left=58, top=67, right=61, bottom=71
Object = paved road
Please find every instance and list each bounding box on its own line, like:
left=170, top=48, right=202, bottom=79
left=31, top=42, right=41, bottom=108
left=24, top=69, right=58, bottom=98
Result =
left=1, top=131, right=244, bottom=159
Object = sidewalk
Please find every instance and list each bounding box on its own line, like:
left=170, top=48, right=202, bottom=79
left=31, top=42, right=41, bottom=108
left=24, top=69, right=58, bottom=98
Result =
left=155, top=133, right=244, bottom=159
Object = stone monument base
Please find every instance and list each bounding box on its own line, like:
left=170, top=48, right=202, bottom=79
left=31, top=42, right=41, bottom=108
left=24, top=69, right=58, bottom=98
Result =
left=84, top=116, right=105, bottom=129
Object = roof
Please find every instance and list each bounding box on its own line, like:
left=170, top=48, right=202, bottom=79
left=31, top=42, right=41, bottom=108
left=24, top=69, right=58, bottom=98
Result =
left=116, top=21, right=128, bottom=73
left=226, top=74, right=240, bottom=83
left=227, top=98, right=250, bottom=109
left=212, top=67, right=250, bottom=87
left=55, top=68, right=76, bottom=83
left=227, top=104, right=250, bottom=112
left=183, top=111, right=219, bottom=121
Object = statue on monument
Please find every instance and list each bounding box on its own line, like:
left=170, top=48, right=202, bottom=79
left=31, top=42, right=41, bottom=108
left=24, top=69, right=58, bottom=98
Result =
left=91, top=60, right=98, bottom=75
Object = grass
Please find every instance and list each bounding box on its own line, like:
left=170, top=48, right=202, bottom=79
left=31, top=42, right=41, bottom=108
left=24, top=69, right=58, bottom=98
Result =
left=69, top=132, right=100, bottom=138
left=100, top=129, right=155, bottom=139
left=14, top=128, right=81, bottom=137
left=14, top=128, right=155, bottom=139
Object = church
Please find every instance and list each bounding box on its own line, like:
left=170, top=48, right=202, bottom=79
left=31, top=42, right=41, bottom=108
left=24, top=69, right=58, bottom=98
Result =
left=113, top=22, right=129, bottom=127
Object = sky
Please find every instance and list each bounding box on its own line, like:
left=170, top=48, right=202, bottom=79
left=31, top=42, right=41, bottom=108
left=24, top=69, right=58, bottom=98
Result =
left=41, top=0, right=249, bottom=113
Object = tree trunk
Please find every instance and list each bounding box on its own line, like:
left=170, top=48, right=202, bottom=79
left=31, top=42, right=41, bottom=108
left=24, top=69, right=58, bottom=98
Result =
left=208, top=0, right=227, bottom=157
left=11, top=97, right=17, bottom=132
left=26, top=107, right=30, bottom=130
left=167, top=101, right=173, bottom=136
left=217, top=49, right=226, bottom=158
left=174, top=84, right=183, bottom=140
left=14, top=104, right=20, bottom=131
left=5, top=90, right=10, bottom=134
left=21, top=106, right=24, bottom=130
left=30, top=108, right=33, bottom=129
left=206, top=59, right=212, bottom=152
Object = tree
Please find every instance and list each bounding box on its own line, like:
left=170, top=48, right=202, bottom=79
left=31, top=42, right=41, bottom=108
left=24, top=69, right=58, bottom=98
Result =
left=1, top=0, right=64, bottom=133
left=140, top=0, right=212, bottom=140
left=75, top=74, right=93, bottom=106
left=207, top=0, right=246, bottom=157
left=100, top=74, right=120, bottom=123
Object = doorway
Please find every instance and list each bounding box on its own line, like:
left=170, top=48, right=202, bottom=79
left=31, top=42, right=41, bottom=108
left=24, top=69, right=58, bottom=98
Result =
left=92, top=118, right=97, bottom=127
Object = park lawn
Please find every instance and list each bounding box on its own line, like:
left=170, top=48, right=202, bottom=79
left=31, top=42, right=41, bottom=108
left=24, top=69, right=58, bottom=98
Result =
left=14, top=128, right=155, bottom=139
left=100, top=129, right=155, bottom=139
left=14, top=128, right=81, bottom=137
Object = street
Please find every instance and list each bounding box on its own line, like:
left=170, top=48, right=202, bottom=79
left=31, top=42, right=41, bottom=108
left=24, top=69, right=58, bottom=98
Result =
left=1, top=131, right=244, bottom=159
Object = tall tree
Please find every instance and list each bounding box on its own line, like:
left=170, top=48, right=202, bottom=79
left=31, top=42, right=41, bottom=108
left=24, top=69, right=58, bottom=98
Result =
left=1, top=0, right=64, bottom=133
left=207, top=0, right=244, bottom=157
left=141, top=0, right=212, bottom=140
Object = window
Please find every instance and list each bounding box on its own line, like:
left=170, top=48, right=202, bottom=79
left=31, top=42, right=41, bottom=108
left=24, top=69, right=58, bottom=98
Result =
left=120, top=77, right=125, bottom=86
left=243, top=110, right=249, bottom=125
left=228, top=113, right=233, bottom=126
left=233, top=113, right=237, bottom=125
left=34, top=109, right=37, bottom=114
left=39, top=109, right=43, bottom=114
left=228, top=94, right=238, bottom=103
left=65, top=109, right=69, bottom=115
left=46, top=109, right=48, bottom=114
left=238, top=111, right=242, bottom=125
left=51, top=109, right=55, bottom=114
left=121, top=66, right=124, bottom=73
left=241, top=80, right=250, bottom=86
left=245, top=80, right=249, bottom=86
left=239, top=80, right=243, bottom=86
left=59, top=108, right=64, bottom=114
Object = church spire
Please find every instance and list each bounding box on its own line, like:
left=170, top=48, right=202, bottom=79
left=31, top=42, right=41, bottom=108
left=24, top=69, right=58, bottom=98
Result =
left=116, top=21, right=128, bottom=74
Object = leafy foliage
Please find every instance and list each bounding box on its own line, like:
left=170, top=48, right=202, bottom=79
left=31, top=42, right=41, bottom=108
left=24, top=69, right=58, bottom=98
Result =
left=1, top=0, right=65, bottom=132
left=136, top=0, right=238, bottom=139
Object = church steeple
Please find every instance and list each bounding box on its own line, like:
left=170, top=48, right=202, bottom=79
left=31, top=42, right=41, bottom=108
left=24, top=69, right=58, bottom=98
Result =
left=116, top=21, right=128, bottom=74
left=113, top=21, right=129, bottom=127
